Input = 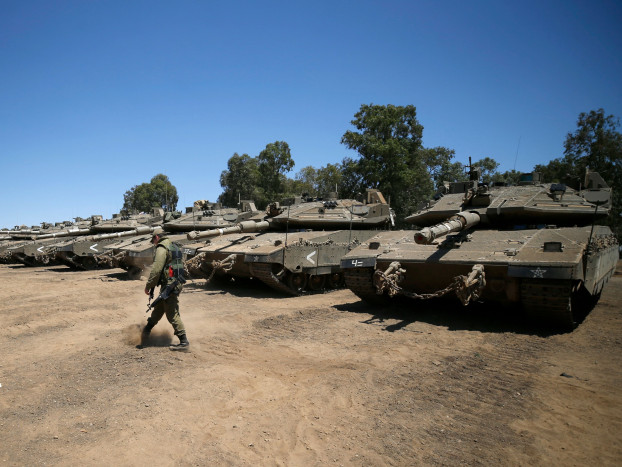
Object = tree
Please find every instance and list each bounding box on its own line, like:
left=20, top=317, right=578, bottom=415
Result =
left=293, top=166, right=318, bottom=196
left=122, top=174, right=178, bottom=214
left=535, top=108, right=622, bottom=240
left=294, top=163, right=343, bottom=197
left=564, top=109, right=622, bottom=179
left=421, top=146, right=462, bottom=190
left=472, top=157, right=500, bottom=184
left=316, top=163, right=342, bottom=197
left=218, top=153, right=261, bottom=207
left=533, top=158, right=572, bottom=184
left=499, top=169, right=522, bottom=185
left=257, top=141, right=295, bottom=202
left=341, top=104, right=434, bottom=223
left=338, top=156, right=366, bottom=201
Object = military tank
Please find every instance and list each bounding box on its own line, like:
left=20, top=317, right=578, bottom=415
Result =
left=38, top=208, right=167, bottom=269
left=184, top=189, right=393, bottom=294
left=0, top=228, right=48, bottom=263
left=162, top=200, right=261, bottom=232
left=51, top=225, right=165, bottom=270
left=106, top=200, right=261, bottom=279
left=88, top=208, right=164, bottom=233
left=0, top=221, right=78, bottom=257
left=340, top=167, right=618, bottom=328
left=91, top=231, right=165, bottom=277
left=3, top=217, right=99, bottom=266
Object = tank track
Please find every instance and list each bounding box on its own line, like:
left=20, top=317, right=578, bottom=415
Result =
left=250, top=262, right=299, bottom=296
left=343, top=267, right=385, bottom=303
left=520, top=279, right=574, bottom=329
left=57, top=253, right=88, bottom=271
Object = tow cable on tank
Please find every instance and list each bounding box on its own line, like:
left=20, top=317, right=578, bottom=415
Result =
left=374, top=262, right=486, bottom=305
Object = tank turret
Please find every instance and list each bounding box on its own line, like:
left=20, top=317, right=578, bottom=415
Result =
left=162, top=200, right=262, bottom=232
left=89, top=208, right=163, bottom=233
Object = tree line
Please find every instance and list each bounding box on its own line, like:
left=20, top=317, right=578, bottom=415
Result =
left=122, top=105, right=621, bottom=240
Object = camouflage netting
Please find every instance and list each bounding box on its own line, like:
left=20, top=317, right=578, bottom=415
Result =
left=193, top=200, right=210, bottom=210
left=589, top=233, right=619, bottom=253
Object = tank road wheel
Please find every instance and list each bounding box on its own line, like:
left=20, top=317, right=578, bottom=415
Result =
left=286, top=272, right=308, bottom=295
left=327, top=272, right=345, bottom=289
left=308, top=274, right=326, bottom=291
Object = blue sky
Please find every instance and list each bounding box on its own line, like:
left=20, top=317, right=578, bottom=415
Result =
left=1, top=0, right=621, bottom=228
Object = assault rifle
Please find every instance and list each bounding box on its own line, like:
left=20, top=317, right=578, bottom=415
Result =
left=145, top=279, right=181, bottom=313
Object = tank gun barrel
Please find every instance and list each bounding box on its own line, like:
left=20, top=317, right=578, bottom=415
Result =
left=87, top=225, right=163, bottom=241
left=187, top=220, right=270, bottom=240
left=36, top=228, right=93, bottom=240
left=0, top=229, right=41, bottom=239
left=4, top=229, right=41, bottom=235
left=414, top=211, right=480, bottom=245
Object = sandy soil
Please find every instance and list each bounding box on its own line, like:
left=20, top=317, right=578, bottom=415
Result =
left=1, top=261, right=621, bottom=466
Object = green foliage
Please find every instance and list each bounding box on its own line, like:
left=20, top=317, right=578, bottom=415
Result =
left=218, top=153, right=261, bottom=207
left=316, top=163, right=342, bottom=196
left=498, top=169, right=522, bottom=185
left=341, top=104, right=436, bottom=224
left=293, top=166, right=318, bottom=196
left=472, top=157, right=500, bottom=184
left=564, top=109, right=622, bottom=178
left=219, top=141, right=295, bottom=209
left=294, top=163, right=343, bottom=197
left=535, top=108, right=622, bottom=240
left=122, top=174, right=178, bottom=214
left=337, top=156, right=366, bottom=200
left=257, top=141, right=295, bottom=202
left=422, top=146, right=462, bottom=189
left=533, top=158, right=571, bottom=184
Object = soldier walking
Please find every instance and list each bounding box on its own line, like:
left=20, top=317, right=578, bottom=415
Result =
left=141, top=232, right=189, bottom=351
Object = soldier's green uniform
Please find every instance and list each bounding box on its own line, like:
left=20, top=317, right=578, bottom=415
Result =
left=142, top=234, right=189, bottom=351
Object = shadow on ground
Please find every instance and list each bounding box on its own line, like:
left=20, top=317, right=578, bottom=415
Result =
left=336, top=295, right=594, bottom=337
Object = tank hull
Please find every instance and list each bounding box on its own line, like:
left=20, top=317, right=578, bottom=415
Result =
left=6, top=239, right=66, bottom=266
left=186, top=229, right=383, bottom=294
left=54, top=237, right=133, bottom=270
left=341, top=225, right=618, bottom=327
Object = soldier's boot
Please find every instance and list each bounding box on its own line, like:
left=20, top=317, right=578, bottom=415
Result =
left=170, top=333, right=190, bottom=352
left=139, top=322, right=154, bottom=348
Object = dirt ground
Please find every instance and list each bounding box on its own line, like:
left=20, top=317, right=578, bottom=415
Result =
left=1, top=261, right=621, bottom=466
